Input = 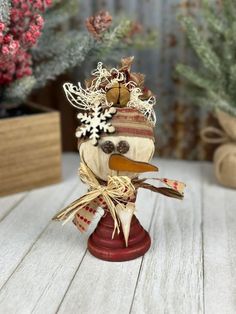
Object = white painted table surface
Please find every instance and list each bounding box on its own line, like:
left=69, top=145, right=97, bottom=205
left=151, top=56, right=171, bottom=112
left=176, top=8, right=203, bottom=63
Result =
left=0, top=153, right=236, bottom=314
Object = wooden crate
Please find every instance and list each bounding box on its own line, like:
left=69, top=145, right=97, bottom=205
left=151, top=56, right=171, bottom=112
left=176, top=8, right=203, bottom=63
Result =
left=0, top=103, right=62, bottom=196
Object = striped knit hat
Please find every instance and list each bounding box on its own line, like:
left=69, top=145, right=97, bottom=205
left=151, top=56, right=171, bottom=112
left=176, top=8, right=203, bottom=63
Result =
left=104, top=108, right=154, bottom=141
left=78, top=107, right=155, bottom=147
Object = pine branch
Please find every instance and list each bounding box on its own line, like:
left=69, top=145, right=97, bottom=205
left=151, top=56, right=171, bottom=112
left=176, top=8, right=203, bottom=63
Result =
left=4, top=76, right=36, bottom=103
left=222, top=0, right=236, bottom=21
left=0, top=0, right=11, bottom=25
left=93, top=20, right=133, bottom=59
left=207, top=91, right=236, bottom=116
left=102, top=20, right=132, bottom=48
left=188, top=94, right=236, bottom=117
left=33, top=19, right=137, bottom=89
left=180, top=16, right=222, bottom=76
left=177, top=1, right=236, bottom=116
left=232, top=21, right=236, bottom=43
left=202, top=1, right=225, bottom=35
left=43, top=0, right=78, bottom=30
left=176, top=64, right=215, bottom=91
left=222, top=40, right=234, bottom=69
left=33, top=36, right=94, bottom=89
left=228, top=65, right=236, bottom=105
left=31, top=30, right=84, bottom=61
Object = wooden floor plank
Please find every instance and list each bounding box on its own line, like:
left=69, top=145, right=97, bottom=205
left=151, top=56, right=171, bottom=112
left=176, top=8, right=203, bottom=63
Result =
left=57, top=189, right=157, bottom=314
left=0, top=156, right=79, bottom=291
left=202, top=163, right=236, bottom=314
left=0, top=185, right=89, bottom=314
left=0, top=192, right=27, bottom=221
left=130, top=160, right=204, bottom=314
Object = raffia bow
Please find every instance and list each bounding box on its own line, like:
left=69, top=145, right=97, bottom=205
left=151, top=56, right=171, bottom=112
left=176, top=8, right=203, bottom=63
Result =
left=53, top=163, right=136, bottom=236
left=53, top=162, right=185, bottom=240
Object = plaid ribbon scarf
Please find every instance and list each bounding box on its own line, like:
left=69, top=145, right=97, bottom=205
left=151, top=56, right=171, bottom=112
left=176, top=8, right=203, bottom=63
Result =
left=53, top=163, right=186, bottom=235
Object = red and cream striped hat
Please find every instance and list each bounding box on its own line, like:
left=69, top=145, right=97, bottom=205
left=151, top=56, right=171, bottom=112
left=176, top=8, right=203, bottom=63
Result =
left=77, top=107, right=155, bottom=147
left=105, top=107, right=154, bottom=141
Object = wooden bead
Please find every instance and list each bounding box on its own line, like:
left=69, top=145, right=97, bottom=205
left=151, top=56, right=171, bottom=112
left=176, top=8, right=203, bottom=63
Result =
left=106, top=83, right=130, bottom=107
left=117, top=140, right=130, bottom=154
left=101, top=140, right=115, bottom=154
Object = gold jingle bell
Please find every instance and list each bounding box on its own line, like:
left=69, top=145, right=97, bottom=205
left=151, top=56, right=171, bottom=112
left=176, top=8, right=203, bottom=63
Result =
left=106, top=82, right=130, bottom=107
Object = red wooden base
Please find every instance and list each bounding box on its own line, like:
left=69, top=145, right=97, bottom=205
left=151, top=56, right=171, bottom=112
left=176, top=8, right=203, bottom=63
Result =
left=88, top=212, right=151, bottom=262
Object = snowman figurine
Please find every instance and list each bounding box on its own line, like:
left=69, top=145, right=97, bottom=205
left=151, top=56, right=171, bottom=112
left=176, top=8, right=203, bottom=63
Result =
left=53, top=57, right=185, bottom=262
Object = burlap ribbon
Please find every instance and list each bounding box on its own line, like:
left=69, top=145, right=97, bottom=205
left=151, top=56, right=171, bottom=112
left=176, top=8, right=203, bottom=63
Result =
left=201, top=110, right=236, bottom=188
left=53, top=163, right=185, bottom=236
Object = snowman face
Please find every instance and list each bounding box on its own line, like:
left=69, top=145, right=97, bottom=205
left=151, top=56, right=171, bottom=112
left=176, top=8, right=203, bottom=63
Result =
left=79, top=135, right=155, bottom=181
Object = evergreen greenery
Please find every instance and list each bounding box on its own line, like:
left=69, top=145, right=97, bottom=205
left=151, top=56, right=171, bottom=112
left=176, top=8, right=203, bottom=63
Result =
left=176, top=0, right=236, bottom=116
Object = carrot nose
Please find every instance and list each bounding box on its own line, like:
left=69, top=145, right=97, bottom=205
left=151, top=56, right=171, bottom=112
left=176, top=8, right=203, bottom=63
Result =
left=109, top=154, right=158, bottom=173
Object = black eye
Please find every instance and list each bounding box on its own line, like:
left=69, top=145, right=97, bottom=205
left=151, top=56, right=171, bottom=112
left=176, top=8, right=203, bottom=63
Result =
left=101, top=141, right=115, bottom=154
left=117, top=140, right=129, bottom=154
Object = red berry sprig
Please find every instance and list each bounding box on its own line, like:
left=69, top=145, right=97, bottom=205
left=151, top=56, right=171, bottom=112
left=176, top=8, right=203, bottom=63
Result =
left=0, top=0, right=52, bottom=85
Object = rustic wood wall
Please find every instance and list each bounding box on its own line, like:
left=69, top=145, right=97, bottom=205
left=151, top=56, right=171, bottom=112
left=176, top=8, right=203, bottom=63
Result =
left=33, top=0, right=219, bottom=160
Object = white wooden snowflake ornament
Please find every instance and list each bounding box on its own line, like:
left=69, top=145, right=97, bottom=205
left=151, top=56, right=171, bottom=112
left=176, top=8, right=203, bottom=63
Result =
left=76, top=103, right=116, bottom=145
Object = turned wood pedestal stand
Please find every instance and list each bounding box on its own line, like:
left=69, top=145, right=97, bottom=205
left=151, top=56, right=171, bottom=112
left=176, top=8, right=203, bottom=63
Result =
left=88, top=212, right=151, bottom=262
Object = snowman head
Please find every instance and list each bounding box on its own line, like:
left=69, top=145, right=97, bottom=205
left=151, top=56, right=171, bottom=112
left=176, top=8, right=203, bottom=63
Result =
left=63, top=58, right=157, bottom=180
left=79, top=108, right=155, bottom=181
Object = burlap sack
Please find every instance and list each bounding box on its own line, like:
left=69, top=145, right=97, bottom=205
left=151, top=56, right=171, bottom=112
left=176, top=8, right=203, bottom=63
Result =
left=213, top=110, right=236, bottom=188
left=216, top=110, right=236, bottom=141
left=214, top=143, right=236, bottom=188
